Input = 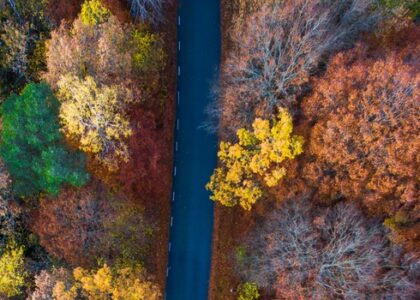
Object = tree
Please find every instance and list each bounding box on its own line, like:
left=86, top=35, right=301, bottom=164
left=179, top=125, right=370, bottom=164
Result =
left=217, top=0, right=380, bottom=138
left=32, top=183, right=112, bottom=267
left=237, top=282, right=259, bottom=300
left=0, top=82, right=89, bottom=196
left=32, top=183, right=153, bottom=268
left=0, top=242, right=26, bottom=297
left=80, top=0, right=110, bottom=25
left=101, top=200, right=153, bottom=268
left=45, top=16, right=133, bottom=91
left=301, top=38, right=419, bottom=250
left=45, top=10, right=164, bottom=102
left=206, top=109, right=303, bottom=210
left=241, top=199, right=420, bottom=299
left=58, top=75, right=133, bottom=171
left=0, top=157, right=20, bottom=250
left=29, top=268, right=74, bottom=300
left=132, top=29, right=166, bottom=74
left=129, top=0, right=166, bottom=25
left=379, top=0, right=420, bottom=18
left=0, top=20, right=28, bottom=79
left=53, top=264, right=161, bottom=300
left=0, top=0, right=52, bottom=101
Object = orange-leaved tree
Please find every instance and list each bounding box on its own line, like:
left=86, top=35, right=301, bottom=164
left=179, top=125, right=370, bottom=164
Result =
left=301, top=38, right=420, bottom=249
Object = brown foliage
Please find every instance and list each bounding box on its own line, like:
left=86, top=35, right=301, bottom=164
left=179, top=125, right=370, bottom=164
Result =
left=31, top=183, right=112, bottom=267
left=47, top=0, right=130, bottom=25
left=31, top=181, right=154, bottom=268
left=115, top=107, right=171, bottom=203
left=242, top=198, right=420, bottom=299
left=217, top=0, right=380, bottom=138
left=0, top=158, right=21, bottom=250
left=301, top=32, right=420, bottom=249
left=47, top=0, right=83, bottom=24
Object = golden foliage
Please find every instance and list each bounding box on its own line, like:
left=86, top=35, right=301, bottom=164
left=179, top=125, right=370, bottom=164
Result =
left=207, top=109, right=303, bottom=210
left=53, top=264, right=161, bottom=300
left=0, top=243, right=26, bottom=297
left=80, top=0, right=111, bottom=25
left=58, top=75, right=133, bottom=171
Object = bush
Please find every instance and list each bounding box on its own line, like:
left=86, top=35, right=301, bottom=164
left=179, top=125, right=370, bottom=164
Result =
left=0, top=82, right=89, bottom=196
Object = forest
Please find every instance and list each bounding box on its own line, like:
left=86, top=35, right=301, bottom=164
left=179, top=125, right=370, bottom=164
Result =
left=0, top=0, right=419, bottom=299
left=208, top=0, right=419, bottom=299
left=0, top=0, right=175, bottom=298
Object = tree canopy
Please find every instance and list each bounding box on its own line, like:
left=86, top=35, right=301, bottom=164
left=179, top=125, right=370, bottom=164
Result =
left=0, top=0, right=52, bottom=101
left=58, top=75, right=132, bottom=171
left=0, top=242, right=26, bottom=297
left=217, top=0, right=380, bottom=138
left=207, top=109, right=303, bottom=210
left=0, top=82, right=89, bottom=196
left=241, top=199, right=419, bottom=299
left=80, top=0, right=111, bottom=25
left=53, top=264, right=161, bottom=300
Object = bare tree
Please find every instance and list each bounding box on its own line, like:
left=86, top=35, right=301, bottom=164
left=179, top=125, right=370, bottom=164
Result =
left=29, top=268, right=74, bottom=300
left=128, top=0, right=166, bottom=25
left=219, top=0, right=381, bottom=139
left=241, top=199, right=420, bottom=299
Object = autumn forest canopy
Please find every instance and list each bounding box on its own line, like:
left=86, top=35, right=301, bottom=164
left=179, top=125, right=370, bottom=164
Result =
left=0, top=0, right=170, bottom=298
left=208, top=0, right=419, bottom=299
left=0, top=0, right=419, bottom=299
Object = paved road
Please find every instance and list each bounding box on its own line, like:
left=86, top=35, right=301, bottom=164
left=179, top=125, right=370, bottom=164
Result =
left=165, top=0, right=220, bottom=299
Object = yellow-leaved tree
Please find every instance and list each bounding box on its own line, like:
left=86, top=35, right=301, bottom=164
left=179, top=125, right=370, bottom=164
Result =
left=57, top=75, right=133, bottom=171
left=0, top=243, right=27, bottom=297
left=206, top=109, right=303, bottom=210
left=80, top=0, right=111, bottom=26
left=53, top=264, right=161, bottom=300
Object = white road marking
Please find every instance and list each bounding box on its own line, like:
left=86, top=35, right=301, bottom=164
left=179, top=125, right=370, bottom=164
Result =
left=178, top=16, right=181, bottom=26
left=172, top=191, right=175, bottom=202
left=166, top=267, right=169, bottom=277
left=178, top=41, right=181, bottom=51
left=177, top=91, right=180, bottom=104
left=176, top=119, right=179, bottom=130
left=174, top=166, right=177, bottom=177
left=175, top=141, right=178, bottom=152
left=178, top=66, right=181, bottom=76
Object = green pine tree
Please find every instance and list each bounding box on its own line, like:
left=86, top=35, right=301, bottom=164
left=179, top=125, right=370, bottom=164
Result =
left=0, top=82, right=89, bottom=197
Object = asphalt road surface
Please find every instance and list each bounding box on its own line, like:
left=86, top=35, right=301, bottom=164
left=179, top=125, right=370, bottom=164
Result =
left=165, top=0, right=220, bottom=299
